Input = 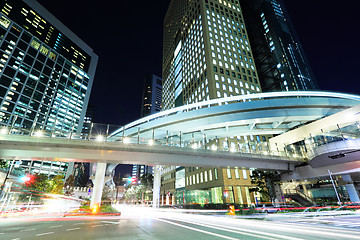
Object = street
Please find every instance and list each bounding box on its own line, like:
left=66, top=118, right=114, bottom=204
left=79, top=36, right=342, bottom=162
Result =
left=1, top=208, right=360, bottom=240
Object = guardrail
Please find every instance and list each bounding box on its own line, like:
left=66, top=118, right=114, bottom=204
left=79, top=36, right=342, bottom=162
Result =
left=0, top=124, right=302, bottom=161
left=281, top=121, right=360, bottom=160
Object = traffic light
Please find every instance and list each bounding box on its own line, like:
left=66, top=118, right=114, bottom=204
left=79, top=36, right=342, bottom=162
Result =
left=20, top=175, right=33, bottom=185
left=131, top=177, right=137, bottom=184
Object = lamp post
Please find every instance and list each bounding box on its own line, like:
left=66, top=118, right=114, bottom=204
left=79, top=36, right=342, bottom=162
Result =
left=328, top=170, right=342, bottom=205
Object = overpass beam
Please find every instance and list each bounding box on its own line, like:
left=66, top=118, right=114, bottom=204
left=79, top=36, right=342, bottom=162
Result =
left=90, top=162, right=107, bottom=208
left=153, top=165, right=161, bottom=208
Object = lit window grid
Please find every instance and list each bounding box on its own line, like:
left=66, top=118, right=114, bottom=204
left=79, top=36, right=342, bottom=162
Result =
left=0, top=14, right=89, bottom=133
left=19, top=160, right=68, bottom=176
left=204, top=7, right=262, bottom=98
left=163, top=0, right=260, bottom=108
left=0, top=1, right=90, bottom=71
left=182, top=15, right=208, bottom=104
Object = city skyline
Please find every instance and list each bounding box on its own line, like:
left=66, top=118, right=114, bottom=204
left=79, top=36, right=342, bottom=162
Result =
left=36, top=0, right=358, bottom=126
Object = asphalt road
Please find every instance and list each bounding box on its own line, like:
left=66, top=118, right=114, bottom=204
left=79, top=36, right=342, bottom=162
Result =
left=1, top=210, right=360, bottom=240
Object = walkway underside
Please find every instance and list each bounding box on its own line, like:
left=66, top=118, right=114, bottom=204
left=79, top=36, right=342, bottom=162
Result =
left=0, top=135, right=302, bottom=171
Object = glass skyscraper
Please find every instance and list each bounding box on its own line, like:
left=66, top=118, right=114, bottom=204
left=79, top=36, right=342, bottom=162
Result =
left=140, top=74, right=162, bottom=118
left=0, top=0, right=98, bottom=176
left=131, top=74, right=162, bottom=181
left=160, top=0, right=317, bottom=206
left=240, top=0, right=317, bottom=92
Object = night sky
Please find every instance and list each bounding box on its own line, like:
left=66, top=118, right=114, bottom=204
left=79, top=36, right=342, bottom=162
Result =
left=35, top=0, right=359, bottom=126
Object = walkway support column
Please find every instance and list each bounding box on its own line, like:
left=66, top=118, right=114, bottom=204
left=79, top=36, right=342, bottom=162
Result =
left=342, top=175, right=360, bottom=203
left=153, top=165, right=161, bottom=208
left=90, top=162, right=107, bottom=208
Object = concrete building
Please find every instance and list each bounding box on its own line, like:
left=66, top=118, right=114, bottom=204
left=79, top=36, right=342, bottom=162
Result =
left=161, top=0, right=268, bottom=206
left=162, top=0, right=262, bottom=110
left=160, top=0, right=320, bottom=206
left=0, top=0, right=98, bottom=176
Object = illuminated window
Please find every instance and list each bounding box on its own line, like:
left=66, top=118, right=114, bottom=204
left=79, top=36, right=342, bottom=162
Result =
left=235, top=168, right=240, bottom=179
left=40, top=46, right=49, bottom=56
left=227, top=168, right=232, bottom=179
left=30, top=39, right=40, bottom=50
left=49, top=51, right=57, bottom=60
left=0, top=16, right=11, bottom=29
left=242, top=169, right=248, bottom=179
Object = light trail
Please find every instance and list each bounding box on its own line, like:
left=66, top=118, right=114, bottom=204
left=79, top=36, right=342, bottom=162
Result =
left=155, top=218, right=241, bottom=240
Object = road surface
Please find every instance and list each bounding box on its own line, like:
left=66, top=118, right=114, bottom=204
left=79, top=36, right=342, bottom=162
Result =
left=1, top=208, right=359, bottom=240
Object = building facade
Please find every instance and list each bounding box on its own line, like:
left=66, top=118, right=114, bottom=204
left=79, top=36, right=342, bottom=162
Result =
left=0, top=0, right=98, bottom=176
left=161, top=0, right=265, bottom=206
left=131, top=74, right=162, bottom=181
left=140, top=74, right=162, bottom=117
left=239, top=0, right=317, bottom=92
left=162, top=0, right=262, bottom=111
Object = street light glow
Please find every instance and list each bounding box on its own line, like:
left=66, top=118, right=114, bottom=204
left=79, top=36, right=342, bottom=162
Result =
left=123, top=137, right=130, bottom=144
left=0, top=128, right=8, bottom=135
left=96, top=135, right=104, bottom=141
left=33, top=130, right=43, bottom=137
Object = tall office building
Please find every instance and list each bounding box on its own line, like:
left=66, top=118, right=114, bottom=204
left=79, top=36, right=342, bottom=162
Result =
left=240, top=0, right=317, bottom=92
left=162, top=0, right=262, bottom=110
left=140, top=74, right=162, bottom=117
left=161, top=0, right=318, bottom=206
left=132, top=74, right=162, bottom=181
left=161, top=0, right=264, bottom=206
left=0, top=0, right=98, bottom=176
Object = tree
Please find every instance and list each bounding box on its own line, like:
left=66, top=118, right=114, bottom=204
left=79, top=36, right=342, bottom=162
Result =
left=18, top=174, right=52, bottom=202
left=31, top=174, right=52, bottom=192
left=124, top=185, right=145, bottom=203
left=64, top=175, right=75, bottom=195
left=140, top=173, right=153, bottom=189
left=0, top=159, right=8, bottom=169
left=49, top=175, right=65, bottom=194
left=250, top=170, right=281, bottom=203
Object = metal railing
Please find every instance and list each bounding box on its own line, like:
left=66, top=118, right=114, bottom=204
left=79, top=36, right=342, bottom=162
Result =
left=284, top=189, right=315, bottom=205
left=0, top=124, right=302, bottom=161
left=281, top=121, right=360, bottom=160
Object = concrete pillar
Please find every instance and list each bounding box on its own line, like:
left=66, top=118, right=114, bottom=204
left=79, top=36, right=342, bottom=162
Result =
left=166, top=194, right=170, bottom=205
left=90, top=162, right=107, bottom=208
left=342, top=175, right=360, bottom=203
left=152, top=165, right=161, bottom=208
left=65, top=162, right=75, bottom=180
left=273, top=183, right=282, bottom=204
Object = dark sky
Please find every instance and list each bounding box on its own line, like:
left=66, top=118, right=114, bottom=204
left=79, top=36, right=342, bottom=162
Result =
left=36, top=0, right=359, bottom=126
